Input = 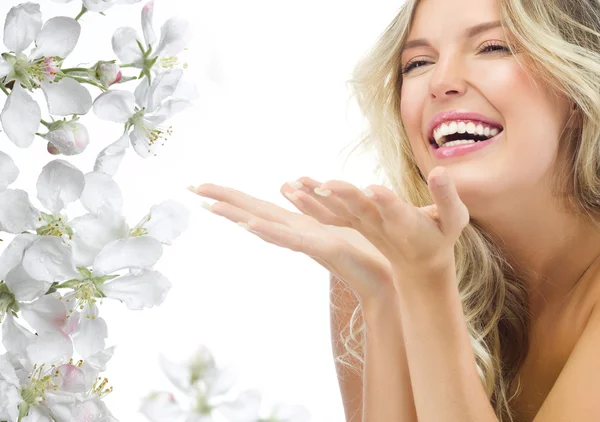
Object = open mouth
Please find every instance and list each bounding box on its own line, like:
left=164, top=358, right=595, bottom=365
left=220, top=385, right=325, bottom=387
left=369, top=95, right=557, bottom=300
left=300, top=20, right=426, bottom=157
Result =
left=429, top=121, right=504, bottom=149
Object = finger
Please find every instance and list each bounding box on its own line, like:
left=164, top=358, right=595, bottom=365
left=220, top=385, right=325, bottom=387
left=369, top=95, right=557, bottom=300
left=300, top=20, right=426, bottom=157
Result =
left=317, top=180, right=383, bottom=228
left=280, top=179, right=348, bottom=226
left=191, top=183, right=295, bottom=225
left=426, top=167, right=470, bottom=236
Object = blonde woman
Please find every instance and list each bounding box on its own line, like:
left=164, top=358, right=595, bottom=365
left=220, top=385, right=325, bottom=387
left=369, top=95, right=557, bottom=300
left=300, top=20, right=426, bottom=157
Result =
left=188, top=0, right=600, bottom=420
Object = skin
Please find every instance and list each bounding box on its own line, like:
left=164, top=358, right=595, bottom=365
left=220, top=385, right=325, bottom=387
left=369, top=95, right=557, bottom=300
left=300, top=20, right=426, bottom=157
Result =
left=400, top=0, right=600, bottom=318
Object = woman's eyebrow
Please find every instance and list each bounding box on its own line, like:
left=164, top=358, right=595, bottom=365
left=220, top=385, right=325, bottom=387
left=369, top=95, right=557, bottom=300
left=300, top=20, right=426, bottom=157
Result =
left=401, top=20, right=502, bottom=52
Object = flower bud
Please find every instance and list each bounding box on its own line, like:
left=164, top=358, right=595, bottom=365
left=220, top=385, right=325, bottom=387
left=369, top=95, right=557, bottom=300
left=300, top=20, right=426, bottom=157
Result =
left=44, top=121, right=90, bottom=156
left=95, top=62, right=122, bottom=88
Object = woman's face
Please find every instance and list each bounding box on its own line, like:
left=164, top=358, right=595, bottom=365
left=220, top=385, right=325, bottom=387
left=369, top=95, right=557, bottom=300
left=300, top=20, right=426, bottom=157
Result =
left=400, top=0, right=573, bottom=218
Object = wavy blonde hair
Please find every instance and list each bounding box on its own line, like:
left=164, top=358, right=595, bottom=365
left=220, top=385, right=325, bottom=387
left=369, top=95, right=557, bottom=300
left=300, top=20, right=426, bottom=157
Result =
left=334, top=0, right=600, bottom=420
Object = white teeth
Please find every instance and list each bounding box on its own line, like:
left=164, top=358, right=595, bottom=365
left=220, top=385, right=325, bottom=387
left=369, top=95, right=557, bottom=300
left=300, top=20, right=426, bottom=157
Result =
left=440, top=139, right=476, bottom=147
left=432, top=120, right=502, bottom=146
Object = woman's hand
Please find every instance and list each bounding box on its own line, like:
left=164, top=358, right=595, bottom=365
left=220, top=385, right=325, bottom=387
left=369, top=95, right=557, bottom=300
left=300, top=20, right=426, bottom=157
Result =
left=187, top=179, right=396, bottom=305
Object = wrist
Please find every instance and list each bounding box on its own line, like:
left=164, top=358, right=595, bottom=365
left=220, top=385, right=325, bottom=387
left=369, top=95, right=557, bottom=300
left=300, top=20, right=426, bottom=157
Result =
left=359, top=288, right=401, bottom=326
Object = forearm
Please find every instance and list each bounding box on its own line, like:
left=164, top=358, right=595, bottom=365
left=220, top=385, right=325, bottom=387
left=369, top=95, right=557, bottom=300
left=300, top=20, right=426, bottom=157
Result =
left=396, top=272, right=497, bottom=422
left=361, top=295, right=418, bottom=422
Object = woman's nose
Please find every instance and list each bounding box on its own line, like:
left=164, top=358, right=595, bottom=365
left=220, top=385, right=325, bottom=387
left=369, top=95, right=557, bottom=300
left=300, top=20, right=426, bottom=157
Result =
left=428, top=56, right=467, bottom=100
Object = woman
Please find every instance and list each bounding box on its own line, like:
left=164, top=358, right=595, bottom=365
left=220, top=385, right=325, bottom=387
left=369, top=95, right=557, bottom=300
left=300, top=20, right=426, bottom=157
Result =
left=188, top=0, right=600, bottom=420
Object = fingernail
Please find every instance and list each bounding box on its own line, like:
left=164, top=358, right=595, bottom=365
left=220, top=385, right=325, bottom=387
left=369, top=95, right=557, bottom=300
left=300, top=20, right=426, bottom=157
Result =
left=362, top=188, right=374, bottom=197
left=314, top=187, right=331, bottom=197
left=237, top=222, right=251, bottom=231
left=201, top=201, right=213, bottom=212
left=287, top=180, right=303, bottom=190
left=187, top=185, right=198, bottom=194
left=284, top=192, right=298, bottom=201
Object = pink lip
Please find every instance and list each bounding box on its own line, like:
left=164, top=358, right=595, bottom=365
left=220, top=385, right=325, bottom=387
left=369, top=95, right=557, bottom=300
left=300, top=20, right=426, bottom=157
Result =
left=426, top=110, right=503, bottom=141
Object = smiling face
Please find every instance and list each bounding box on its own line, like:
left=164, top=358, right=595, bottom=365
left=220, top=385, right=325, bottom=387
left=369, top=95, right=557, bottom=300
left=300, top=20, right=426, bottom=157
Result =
left=399, top=0, right=574, bottom=219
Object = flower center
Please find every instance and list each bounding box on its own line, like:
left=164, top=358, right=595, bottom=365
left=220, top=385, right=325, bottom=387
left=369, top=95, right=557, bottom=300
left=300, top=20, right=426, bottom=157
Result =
left=0, top=281, right=19, bottom=322
left=36, top=212, right=73, bottom=239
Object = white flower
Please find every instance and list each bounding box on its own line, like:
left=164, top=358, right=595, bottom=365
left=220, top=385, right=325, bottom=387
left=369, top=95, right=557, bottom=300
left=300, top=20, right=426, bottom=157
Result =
left=52, top=0, right=142, bottom=13
left=0, top=151, right=19, bottom=192
left=112, top=1, right=191, bottom=77
left=0, top=4, right=92, bottom=148
left=93, top=69, right=191, bottom=157
left=94, top=61, right=122, bottom=87
left=43, top=119, right=90, bottom=156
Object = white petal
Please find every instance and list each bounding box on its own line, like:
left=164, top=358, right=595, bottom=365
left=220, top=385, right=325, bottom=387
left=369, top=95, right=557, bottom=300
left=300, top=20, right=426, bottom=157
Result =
left=27, top=330, right=73, bottom=365
left=217, top=390, right=262, bottom=422
left=71, top=396, right=116, bottom=422
left=73, top=309, right=107, bottom=358
left=130, top=124, right=163, bottom=158
left=0, top=380, right=20, bottom=422
left=93, top=237, right=162, bottom=276
left=1, top=83, right=41, bottom=148
left=0, top=354, right=19, bottom=387
left=2, top=313, right=36, bottom=358
left=36, top=159, right=85, bottom=214
left=20, top=295, right=68, bottom=334
left=70, top=207, right=128, bottom=250
left=30, top=17, right=80, bottom=60
left=141, top=1, right=157, bottom=48
left=80, top=171, right=123, bottom=214
left=158, top=354, right=192, bottom=393
left=0, top=189, right=40, bottom=234
left=53, top=364, right=87, bottom=393
left=44, top=122, right=90, bottom=156
left=138, top=200, right=189, bottom=245
left=41, top=78, right=92, bottom=116
left=68, top=233, right=102, bottom=268
left=139, top=392, right=185, bottom=422
left=0, top=151, right=19, bottom=191
left=82, top=0, right=117, bottom=12
left=101, top=269, right=170, bottom=310
left=22, top=236, right=80, bottom=283
left=5, top=262, right=49, bottom=301
left=0, top=233, right=37, bottom=280
left=21, top=406, right=53, bottom=422
left=172, top=76, right=200, bottom=102
left=154, top=17, right=192, bottom=58
left=134, top=77, right=150, bottom=108
left=93, top=134, right=130, bottom=176
left=4, top=3, right=42, bottom=55
left=44, top=392, right=78, bottom=422
left=111, top=27, right=144, bottom=64
left=147, top=69, right=183, bottom=112
left=79, top=346, right=115, bottom=389
left=0, top=55, right=12, bottom=79
left=206, top=365, right=240, bottom=398
left=148, top=98, right=190, bottom=124
left=92, top=89, right=135, bottom=123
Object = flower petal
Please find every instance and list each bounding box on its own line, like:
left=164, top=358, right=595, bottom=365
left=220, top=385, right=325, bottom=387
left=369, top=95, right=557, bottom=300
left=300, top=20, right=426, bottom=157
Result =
left=148, top=98, right=190, bottom=124
left=0, top=151, right=19, bottom=191
left=22, top=236, right=80, bottom=283
left=154, top=17, right=192, bottom=58
left=93, top=237, right=162, bottom=276
left=21, top=406, right=53, bottom=422
left=54, top=364, right=87, bottom=393
left=30, top=17, right=81, bottom=60
left=72, top=305, right=107, bottom=358
left=93, top=134, right=130, bottom=176
left=79, top=346, right=115, bottom=390
left=139, top=392, right=185, bottom=422
left=4, top=3, right=42, bottom=55
left=82, top=0, right=118, bottom=12
left=206, top=365, right=240, bottom=398
left=70, top=207, right=128, bottom=250
left=1, top=83, right=41, bottom=148
left=136, top=200, right=189, bottom=245
left=146, top=69, right=183, bottom=112
left=80, top=171, right=123, bottom=214
left=68, top=233, right=102, bottom=268
left=5, top=262, right=49, bottom=301
left=141, top=1, right=157, bottom=48
left=92, top=89, right=135, bottom=123
left=130, top=125, right=160, bottom=158
left=101, top=269, right=170, bottom=310
left=36, top=159, right=85, bottom=214
left=20, top=295, right=68, bottom=334
left=27, top=330, right=73, bottom=365
left=0, top=233, right=37, bottom=280
left=158, top=354, right=192, bottom=393
left=41, top=78, right=92, bottom=116
left=2, top=313, right=36, bottom=358
left=0, top=379, right=20, bottom=422
left=111, top=26, right=144, bottom=65
left=217, top=389, right=262, bottom=422
left=0, top=189, right=40, bottom=234
left=134, top=76, right=150, bottom=108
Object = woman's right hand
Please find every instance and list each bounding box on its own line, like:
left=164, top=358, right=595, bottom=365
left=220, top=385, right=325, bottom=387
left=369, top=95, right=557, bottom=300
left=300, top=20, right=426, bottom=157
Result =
left=188, top=177, right=396, bottom=305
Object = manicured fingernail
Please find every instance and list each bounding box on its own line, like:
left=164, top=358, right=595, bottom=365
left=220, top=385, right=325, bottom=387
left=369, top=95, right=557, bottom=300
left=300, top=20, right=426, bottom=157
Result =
left=187, top=185, right=198, bottom=193
left=201, top=201, right=213, bottom=212
left=287, top=180, right=303, bottom=190
left=362, top=188, right=374, bottom=197
left=284, top=192, right=298, bottom=201
left=237, top=222, right=250, bottom=230
left=314, top=187, right=331, bottom=197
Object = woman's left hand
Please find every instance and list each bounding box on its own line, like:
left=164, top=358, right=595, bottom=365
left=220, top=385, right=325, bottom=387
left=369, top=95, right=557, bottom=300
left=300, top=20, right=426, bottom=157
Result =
left=315, top=166, right=470, bottom=283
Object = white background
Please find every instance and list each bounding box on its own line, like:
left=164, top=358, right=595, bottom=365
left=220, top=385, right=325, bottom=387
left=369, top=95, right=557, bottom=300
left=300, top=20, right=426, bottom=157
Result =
left=0, top=1, right=402, bottom=420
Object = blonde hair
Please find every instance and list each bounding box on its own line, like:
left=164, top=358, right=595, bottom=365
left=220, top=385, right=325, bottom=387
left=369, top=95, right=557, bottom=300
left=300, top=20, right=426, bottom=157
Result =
left=335, top=0, right=600, bottom=420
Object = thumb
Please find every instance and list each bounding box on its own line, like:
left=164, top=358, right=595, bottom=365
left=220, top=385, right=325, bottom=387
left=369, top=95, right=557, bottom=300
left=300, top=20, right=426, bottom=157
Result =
left=427, top=167, right=469, bottom=236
